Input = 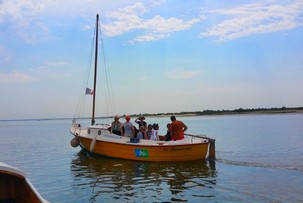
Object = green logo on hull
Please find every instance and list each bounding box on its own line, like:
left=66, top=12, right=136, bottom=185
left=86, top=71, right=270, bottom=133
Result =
left=135, top=149, right=149, bottom=158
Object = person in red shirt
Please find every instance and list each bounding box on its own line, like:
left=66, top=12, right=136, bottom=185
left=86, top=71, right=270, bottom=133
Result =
left=170, top=116, right=188, bottom=140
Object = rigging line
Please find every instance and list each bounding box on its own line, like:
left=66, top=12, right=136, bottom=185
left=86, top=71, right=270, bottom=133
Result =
left=99, top=17, right=117, bottom=117
left=79, top=26, right=96, bottom=120
left=74, top=24, right=96, bottom=120
left=86, top=25, right=96, bottom=91
left=79, top=25, right=96, bottom=120
left=73, top=86, right=83, bottom=119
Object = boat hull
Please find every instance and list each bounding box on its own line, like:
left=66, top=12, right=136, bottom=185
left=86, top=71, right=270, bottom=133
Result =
left=70, top=124, right=209, bottom=162
left=0, top=162, right=48, bottom=203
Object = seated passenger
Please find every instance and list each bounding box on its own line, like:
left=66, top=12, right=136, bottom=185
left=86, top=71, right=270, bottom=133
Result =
left=146, top=124, right=152, bottom=140
left=111, top=115, right=121, bottom=135
left=150, top=123, right=160, bottom=141
left=165, top=123, right=171, bottom=141
left=137, top=126, right=148, bottom=139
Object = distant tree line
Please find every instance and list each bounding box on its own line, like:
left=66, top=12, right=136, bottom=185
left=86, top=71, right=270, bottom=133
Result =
left=131, top=106, right=303, bottom=117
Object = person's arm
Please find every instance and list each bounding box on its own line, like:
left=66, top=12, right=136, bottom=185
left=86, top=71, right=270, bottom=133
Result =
left=120, top=125, right=124, bottom=136
left=131, top=126, right=135, bottom=137
left=170, top=125, right=174, bottom=139
left=156, top=131, right=160, bottom=141
left=182, top=122, right=188, bottom=132
left=143, top=132, right=148, bottom=139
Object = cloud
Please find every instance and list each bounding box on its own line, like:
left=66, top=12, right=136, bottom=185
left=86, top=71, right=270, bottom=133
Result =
left=131, top=33, right=167, bottom=43
left=150, top=0, right=166, bottom=7
left=102, top=2, right=146, bottom=36
left=165, top=68, right=200, bottom=80
left=2, top=0, right=301, bottom=46
left=0, top=71, right=38, bottom=84
left=103, top=2, right=201, bottom=43
left=0, top=45, right=11, bottom=62
left=28, top=61, right=70, bottom=79
left=44, top=61, right=68, bottom=66
left=0, top=1, right=198, bottom=44
left=136, top=76, right=150, bottom=81
left=200, top=1, right=303, bottom=41
left=0, top=0, right=51, bottom=43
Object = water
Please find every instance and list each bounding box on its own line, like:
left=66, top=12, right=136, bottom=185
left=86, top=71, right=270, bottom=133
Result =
left=0, top=114, right=303, bottom=202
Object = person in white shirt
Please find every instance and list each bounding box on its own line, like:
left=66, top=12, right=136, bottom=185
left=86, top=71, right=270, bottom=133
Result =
left=150, top=123, right=160, bottom=141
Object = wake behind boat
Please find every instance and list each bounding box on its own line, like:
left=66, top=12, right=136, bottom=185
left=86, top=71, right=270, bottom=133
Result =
left=0, top=162, right=48, bottom=203
left=69, top=14, right=215, bottom=162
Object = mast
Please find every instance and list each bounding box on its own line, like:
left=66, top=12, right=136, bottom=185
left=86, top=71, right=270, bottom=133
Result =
left=91, top=14, right=99, bottom=125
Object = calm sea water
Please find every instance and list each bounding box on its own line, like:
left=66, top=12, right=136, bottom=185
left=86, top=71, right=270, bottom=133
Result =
left=0, top=114, right=303, bottom=202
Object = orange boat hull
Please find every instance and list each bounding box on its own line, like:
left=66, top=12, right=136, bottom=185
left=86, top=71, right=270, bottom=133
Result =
left=78, top=136, right=209, bottom=162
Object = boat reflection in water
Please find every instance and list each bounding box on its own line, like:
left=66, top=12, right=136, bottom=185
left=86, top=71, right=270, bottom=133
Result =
left=70, top=149, right=217, bottom=202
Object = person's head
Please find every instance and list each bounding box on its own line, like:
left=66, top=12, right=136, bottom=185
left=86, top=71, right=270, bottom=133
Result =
left=138, top=116, right=145, bottom=121
left=166, top=123, right=171, bottom=129
left=147, top=124, right=152, bottom=130
left=170, top=115, right=176, bottom=121
left=114, top=115, right=119, bottom=121
left=125, top=115, right=131, bottom=122
left=152, top=123, right=159, bottom=130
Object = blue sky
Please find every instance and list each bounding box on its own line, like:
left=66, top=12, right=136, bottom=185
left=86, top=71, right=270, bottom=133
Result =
left=1, top=0, right=303, bottom=119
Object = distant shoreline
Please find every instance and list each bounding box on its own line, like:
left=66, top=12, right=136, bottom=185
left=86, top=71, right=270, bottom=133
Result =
left=131, top=107, right=303, bottom=118
left=1, top=107, right=302, bottom=122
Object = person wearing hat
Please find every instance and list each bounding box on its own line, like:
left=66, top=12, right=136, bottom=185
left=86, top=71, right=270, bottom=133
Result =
left=135, top=116, right=147, bottom=130
left=120, top=115, right=135, bottom=137
left=111, top=115, right=121, bottom=135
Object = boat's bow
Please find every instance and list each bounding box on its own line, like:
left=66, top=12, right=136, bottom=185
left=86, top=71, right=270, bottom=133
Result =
left=0, top=162, right=49, bottom=203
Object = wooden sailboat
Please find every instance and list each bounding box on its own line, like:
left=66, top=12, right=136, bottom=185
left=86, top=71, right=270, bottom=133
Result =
left=70, top=14, right=215, bottom=162
left=0, top=162, right=48, bottom=203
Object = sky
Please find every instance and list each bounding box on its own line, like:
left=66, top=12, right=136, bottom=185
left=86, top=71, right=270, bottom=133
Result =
left=0, top=0, right=303, bottom=119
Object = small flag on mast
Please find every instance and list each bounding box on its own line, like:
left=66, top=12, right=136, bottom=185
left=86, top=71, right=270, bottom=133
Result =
left=85, top=88, right=94, bottom=95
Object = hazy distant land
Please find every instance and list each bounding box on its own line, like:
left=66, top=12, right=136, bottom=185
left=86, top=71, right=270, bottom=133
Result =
left=1, top=107, right=302, bottom=122
left=130, top=106, right=303, bottom=118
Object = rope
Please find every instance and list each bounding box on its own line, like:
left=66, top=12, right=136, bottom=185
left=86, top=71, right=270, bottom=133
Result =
left=73, top=15, right=117, bottom=124
left=99, top=17, right=117, bottom=119
left=73, top=24, right=96, bottom=121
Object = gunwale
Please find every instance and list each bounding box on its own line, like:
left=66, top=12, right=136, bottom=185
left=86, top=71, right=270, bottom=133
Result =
left=70, top=125, right=210, bottom=162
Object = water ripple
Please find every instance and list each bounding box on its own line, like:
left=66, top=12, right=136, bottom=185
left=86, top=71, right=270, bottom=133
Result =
left=68, top=150, right=217, bottom=202
left=217, top=158, right=303, bottom=172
